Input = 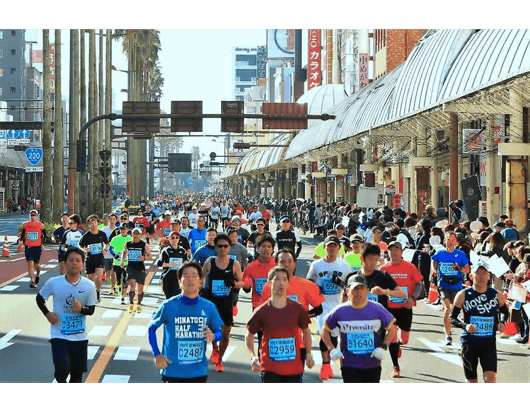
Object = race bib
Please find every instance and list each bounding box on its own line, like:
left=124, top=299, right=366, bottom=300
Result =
left=177, top=340, right=204, bottom=363
left=321, top=280, right=340, bottom=295
left=439, top=262, right=458, bottom=277
left=346, top=332, right=375, bottom=355
left=470, top=316, right=495, bottom=337
left=128, top=250, right=142, bottom=262
left=255, top=278, right=267, bottom=295
left=169, top=257, right=183, bottom=270
left=27, top=232, right=39, bottom=242
left=368, top=293, right=379, bottom=303
left=163, top=228, right=171, bottom=236
left=389, top=286, right=408, bottom=304
left=194, top=240, right=206, bottom=249
left=228, top=254, right=236, bottom=260
left=212, top=280, right=231, bottom=297
left=89, top=243, right=102, bottom=255
left=269, top=337, right=296, bottom=362
left=287, top=294, right=298, bottom=302
left=60, top=313, right=85, bottom=335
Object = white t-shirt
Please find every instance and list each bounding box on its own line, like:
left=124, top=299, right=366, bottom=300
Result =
left=306, top=257, right=352, bottom=332
left=188, top=213, right=199, bottom=227
left=39, top=275, right=97, bottom=341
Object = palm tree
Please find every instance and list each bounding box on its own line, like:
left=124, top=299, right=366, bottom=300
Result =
left=41, top=29, right=53, bottom=223
left=113, top=29, right=162, bottom=203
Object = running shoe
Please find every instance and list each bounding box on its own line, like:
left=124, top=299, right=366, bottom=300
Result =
left=30, top=282, right=37, bottom=289
left=128, top=304, right=135, bottom=313
left=444, top=336, right=452, bottom=346
left=109, top=288, right=115, bottom=295
left=97, top=291, right=101, bottom=303
left=210, top=348, right=220, bottom=364
left=136, top=305, right=142, bottom=313
left=215, top=361, right=224, bottom=372
left=121, top=297, right=126, bottom=305
left=319, top=363, right=333, bottom=380
left=34, top=275, right=40, bottom=284
left=391, top=366, right=401, bottom=378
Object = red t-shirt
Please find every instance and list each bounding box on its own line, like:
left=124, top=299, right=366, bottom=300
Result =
left=247, top=299, right=310, bottom=376
left=133, top=216, right=150, bottom=234
left=379, top=259, right=423, bottom=309
left=242, top=257, right=276, bottom=308
left=155, top=220, right=171, bottom=237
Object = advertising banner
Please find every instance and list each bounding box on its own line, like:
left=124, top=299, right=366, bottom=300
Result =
left=308, top=29, right=322, bottom=89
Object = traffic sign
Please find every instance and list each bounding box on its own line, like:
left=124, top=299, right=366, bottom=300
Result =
left=25, top=148, right=43, bottom=166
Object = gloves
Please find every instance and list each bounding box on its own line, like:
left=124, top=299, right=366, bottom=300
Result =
left=329, top=348, right=344, bottom=361
left=114, top=254, right=121, bottom=261
left=370, top=347, right=386, bottom=361
left=331, top=274, right=344, bottom=288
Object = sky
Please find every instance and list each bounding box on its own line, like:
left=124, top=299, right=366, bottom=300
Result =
left=24, top=29, right=266, bottom=158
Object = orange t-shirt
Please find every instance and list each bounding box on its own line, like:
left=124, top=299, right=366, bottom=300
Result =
left=259, top=276, right=325, bottom=311
left=242, top=256, right=276, bottom=308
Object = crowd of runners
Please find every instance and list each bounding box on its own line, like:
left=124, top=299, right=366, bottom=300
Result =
left=14, top=194, right=530, bottom=383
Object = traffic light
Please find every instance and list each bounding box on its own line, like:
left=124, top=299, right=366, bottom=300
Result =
left=122, top=101, right=160, bottom=133
left=99, top=149, right=112, bottom=198
left=262, top=102, right=308, bottom=129
left=171, top=101, right=202, bottom=132
left=76, top=140, right=87, bottom=172
left=168, top=153, right=192, bottom=172
left=221, top=101, right=244, bottom=132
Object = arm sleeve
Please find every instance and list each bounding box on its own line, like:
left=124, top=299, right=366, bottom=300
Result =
left=80, top=305, right=96, bottom=316
left=148, top=324, right=161, bottom=357
left=308, top=304, right=323, bottom=317
left=498, top=303, right=510, bottom=323
left=450, top=305, right=467, bottom=329
left=36, top=293, right=49, bottom=316
left=295, top=241, right=302, bottom=257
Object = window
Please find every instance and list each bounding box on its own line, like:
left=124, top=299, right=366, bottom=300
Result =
left=10, top=87, right=16, bottom=94
left=0, top=68, right=3, bottom=77
left=11, top=30, right=16, bottom=37
left=10, top=68, right=16, bottom=74
left=0, top=87, right=2, bottom=96
left=11, top=49, right=16, bottom=56
left=0, top=50, right=3, bottom=58
left=0, top=31, right=3, bottom=39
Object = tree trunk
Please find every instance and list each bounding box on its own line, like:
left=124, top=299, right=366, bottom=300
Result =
left=94, top=29, right=104, bottom=216
left=88, top=29, right=96, bottom=214
left=105, top=29, right=112, bottom=212
left=79, top=30, right=88, bottom=220
left=53, top=29, right=64, bottom=220
left=42, top=29, right=53, bottom=223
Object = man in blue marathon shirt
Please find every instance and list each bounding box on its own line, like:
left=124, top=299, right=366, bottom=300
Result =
left=189, top=215, right=207, bottom=255
left=431, top=230, right=470, bottom=346
left=148, top=261, right=224, bottom=383
left=192, top=228, right=218, bottom=265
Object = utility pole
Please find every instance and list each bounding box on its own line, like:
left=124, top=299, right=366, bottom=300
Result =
left=42, top=29, right=53, bottom=223
left=52, top=29, right=64, bottom=220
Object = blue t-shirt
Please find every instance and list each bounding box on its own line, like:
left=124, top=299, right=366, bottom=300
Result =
left=432, top=249, right=469, bottom=291
left=192, top=244, right=217, bottom=266
left=148, top=294, right=224, bottom=379
left=189, top=228, right=207, bottom=254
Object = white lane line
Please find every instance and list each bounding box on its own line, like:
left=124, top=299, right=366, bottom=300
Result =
left=417, top=337, right=462, bottom=367
left=88, top=325, right=113, bottom=336
left=0, top=285, right=19, bottom=291
left=88, top=345, right=100, bottom=360
left=101, top=374, right=130, bottom=383
left=102, top=309, right=122, bottom=319
left=114, top=346, right=141, bottom=361
left=133, top=310, right=154, bottom=319
left=126, top=325, right=148, bottom=337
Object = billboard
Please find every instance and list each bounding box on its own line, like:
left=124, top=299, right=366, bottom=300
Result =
left=267, top=29, right=295, bottom=59
left=307, top=29, right=322, bottom=90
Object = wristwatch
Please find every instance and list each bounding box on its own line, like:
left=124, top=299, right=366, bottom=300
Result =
left=380, top=343, right=388, bottom=350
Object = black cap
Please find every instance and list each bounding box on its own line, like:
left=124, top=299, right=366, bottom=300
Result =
left=324, top=236, right=341, bottom=246
left=388, top=241, right=403, bottom=250
left=347, top=274, right=369, bottom=289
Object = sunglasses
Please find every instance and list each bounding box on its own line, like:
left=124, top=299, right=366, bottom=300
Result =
left=256, top=223, right=265, bottom=226
left=216, top=244, right=230, bottom=248
left=170, top=236, right=179, bottom=240
left=68, top=222, right=74, bottom=225
left=30, top=213, right=37, bottom=216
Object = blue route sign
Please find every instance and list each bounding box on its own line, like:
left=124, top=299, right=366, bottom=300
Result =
left=25, top=148, right=43, bottom=166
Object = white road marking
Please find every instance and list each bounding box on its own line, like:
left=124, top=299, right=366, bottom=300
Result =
left=102, top=309, right=122, bottom=319
left=0, top=329, right=21, bottom=351
left=88, top=345, right=100, bottom=360
left=417, top=337, right=462, bottom=367
left=126, top=325, right=148, bottom=337
left=88, top=325, right=113, bottom=336
left=114, top=346, right=141, bottom=361
left=0, top=285, right=19, bottom=291
left=101, top=374, right=130, bottom=383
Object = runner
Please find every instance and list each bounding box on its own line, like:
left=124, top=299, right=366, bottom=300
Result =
left=102, top=213, right=119, bottom=294
left=343, top=234, right=364, bottom=272
left=155, top=212, right=172, bottom=241
left=242, top=234, right=276, bottom=317
left=202, top=233, right=244, bottom=372
left=52, top=213, right=70, bottom=275
left=19, top=209, right=46, bottom=288
left=189, top=216, right=207, bottom=255
left=232, top=216, right=250, bottom=246
left=260, top=249, right=325, bottom=318
left=144, top=203, right=158, bottom=244
left=226, top=227, right=249, bottom=316
left=192, top=228, right=218, bottom=266
left=431, top=230, right=470, bottom=346
left=36, top=247, right=97, bottom=383
left=336, top=224, right=352, bottom=253
left=108, top=223, right=132, bottom=304
left=346, top=242, right=406, bottom=308
left=313, top=229, right=346, bottom=260
left=79, top=214, right=109, bottom=303
left=189, top=206, right=200, bottom=228
left=133, top=208, right=150, bottom=237
left=273, top=216, right=302, bottom=258
left=121, top=228, right=152, bottom=313
left=245, top=265, right=315, bottom=383
left=450, top=261, right=509, bottom=383
left=379, top=241, right=424, bottom=378
left=248, top=218, right=271, bottom=260
left=169, top=218, right=191, bottom=257
left=306, top=236, right=352, bottom=381
left=61, top=215, right=85, bottom=255
left=220, top=202, right=231, bottom=231
left=209, top=202, right=220, bottom=230
left=322, top=273, right=397, bottom=383
left=179, top=217, right=193, bottom=240
left=158, top=231, right=188, bottom=299
left=148, top=261, right=224, bottom=383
